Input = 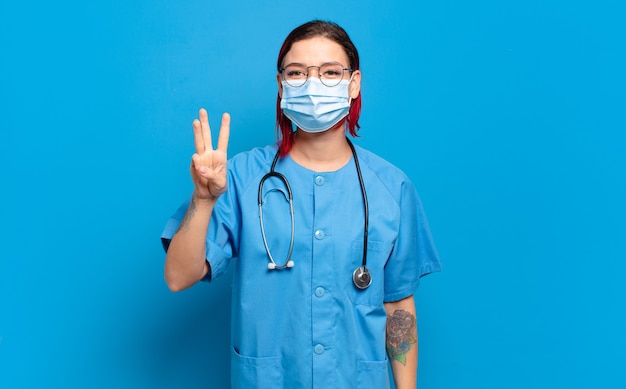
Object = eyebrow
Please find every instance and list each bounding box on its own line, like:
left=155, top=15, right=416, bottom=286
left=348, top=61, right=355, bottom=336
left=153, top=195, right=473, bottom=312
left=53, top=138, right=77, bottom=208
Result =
left=282, top=61, right=345, bottom=68
left=282, top=62, right=306, bottom=68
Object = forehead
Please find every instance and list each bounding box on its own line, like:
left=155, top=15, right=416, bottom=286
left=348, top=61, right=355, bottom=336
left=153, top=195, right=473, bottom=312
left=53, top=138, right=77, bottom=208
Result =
left=283, top=36, right=349, bottom=66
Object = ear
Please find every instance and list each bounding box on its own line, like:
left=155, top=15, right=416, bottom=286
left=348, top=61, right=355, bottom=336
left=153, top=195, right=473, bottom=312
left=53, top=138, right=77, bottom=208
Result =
left=348, top=70, right=361, bottom=99
left=276, top=72, right=283, bottom=98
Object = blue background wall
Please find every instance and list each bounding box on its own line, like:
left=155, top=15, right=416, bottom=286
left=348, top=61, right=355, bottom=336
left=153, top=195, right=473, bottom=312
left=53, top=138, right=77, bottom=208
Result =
left=1, top=0, right=624, bottom=388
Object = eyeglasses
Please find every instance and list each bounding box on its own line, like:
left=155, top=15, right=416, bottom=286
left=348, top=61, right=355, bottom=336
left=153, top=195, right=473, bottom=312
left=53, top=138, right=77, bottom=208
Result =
left=279, top=62, right=353, bottom=87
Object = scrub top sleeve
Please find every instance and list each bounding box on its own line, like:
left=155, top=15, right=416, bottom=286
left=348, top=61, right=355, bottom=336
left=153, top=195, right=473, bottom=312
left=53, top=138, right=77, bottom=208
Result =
left=160, top=196, right=192, bottom=252
left=383, top=180, right=441, bottom=303
left=203, top=182, right=240, bottom=280
left=160, top=187, right=239, bottom=282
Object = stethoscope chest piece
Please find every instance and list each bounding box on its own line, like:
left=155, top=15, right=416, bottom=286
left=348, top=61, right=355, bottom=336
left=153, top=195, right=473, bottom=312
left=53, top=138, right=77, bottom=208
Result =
left=352, top=266, right=372, bottom=289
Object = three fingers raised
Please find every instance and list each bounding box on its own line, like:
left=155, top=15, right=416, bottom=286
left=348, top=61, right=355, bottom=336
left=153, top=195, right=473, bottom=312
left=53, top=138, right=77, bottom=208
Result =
left=192, top=108, right=230, bottom=155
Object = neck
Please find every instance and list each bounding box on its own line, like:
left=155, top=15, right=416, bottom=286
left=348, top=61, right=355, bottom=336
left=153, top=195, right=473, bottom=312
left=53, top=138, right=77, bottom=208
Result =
left=290, top=122, right=352, bottom=171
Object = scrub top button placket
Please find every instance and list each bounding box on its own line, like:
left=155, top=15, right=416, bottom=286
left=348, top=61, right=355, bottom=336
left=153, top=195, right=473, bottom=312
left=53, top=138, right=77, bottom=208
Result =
left=311, top=171, right=336, bottom=387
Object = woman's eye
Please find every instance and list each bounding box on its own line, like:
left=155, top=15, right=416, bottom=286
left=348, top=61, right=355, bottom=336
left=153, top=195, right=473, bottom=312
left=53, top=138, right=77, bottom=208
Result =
left=321, top=66, right=343, bottom=78
left=287, top=70, right=306, bottom=78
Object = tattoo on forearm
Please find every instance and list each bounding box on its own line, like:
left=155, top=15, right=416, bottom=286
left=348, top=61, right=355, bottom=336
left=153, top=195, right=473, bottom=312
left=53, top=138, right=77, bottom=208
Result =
left=177, top=198, right=197, bottom=233
left=386, top=309, right=417, bottom=365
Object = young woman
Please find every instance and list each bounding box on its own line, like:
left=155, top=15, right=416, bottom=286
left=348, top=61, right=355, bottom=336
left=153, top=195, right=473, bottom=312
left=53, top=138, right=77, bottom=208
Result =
left=161, top=20, right=441, bottom=389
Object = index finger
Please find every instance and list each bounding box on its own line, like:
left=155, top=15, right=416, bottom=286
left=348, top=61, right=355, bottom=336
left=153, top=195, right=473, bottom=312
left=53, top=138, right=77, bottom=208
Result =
left=217, top=112, right=231, bottom=154
left=192, top=118, right=204, bottom=154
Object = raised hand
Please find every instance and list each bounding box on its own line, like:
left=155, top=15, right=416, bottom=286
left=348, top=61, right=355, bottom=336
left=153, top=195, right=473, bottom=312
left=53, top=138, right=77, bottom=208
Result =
left=190, top=108, right=230, bottom=200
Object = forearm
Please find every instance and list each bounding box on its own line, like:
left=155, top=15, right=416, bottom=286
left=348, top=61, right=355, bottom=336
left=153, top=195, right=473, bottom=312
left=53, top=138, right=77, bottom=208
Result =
left=164, top=195, right=214, bottom=292
left=385, top=295, right=418, bottom=389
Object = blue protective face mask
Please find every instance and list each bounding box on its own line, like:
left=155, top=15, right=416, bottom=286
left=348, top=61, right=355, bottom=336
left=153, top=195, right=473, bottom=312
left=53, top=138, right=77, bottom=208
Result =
left=280, top=77, right=352, bottom=133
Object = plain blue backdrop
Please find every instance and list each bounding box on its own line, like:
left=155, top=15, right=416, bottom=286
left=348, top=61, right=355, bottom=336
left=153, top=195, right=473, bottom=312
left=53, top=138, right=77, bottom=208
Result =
left=1, top=0, right=624, bottom=388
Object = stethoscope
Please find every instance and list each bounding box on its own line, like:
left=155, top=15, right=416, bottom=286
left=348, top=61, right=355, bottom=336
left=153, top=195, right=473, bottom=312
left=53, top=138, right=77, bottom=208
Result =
left=257, top=138, right=372, bottom=290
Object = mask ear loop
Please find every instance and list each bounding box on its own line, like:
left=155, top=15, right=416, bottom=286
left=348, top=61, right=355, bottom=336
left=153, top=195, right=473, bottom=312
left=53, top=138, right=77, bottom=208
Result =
left=345, top=71, right=358, bottom=132
left=347, top=71, right=356, bottom=104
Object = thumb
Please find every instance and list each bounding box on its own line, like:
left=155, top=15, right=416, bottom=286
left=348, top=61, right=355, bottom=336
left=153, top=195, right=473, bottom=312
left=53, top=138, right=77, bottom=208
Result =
left=191, top=154, right=207, bottom=174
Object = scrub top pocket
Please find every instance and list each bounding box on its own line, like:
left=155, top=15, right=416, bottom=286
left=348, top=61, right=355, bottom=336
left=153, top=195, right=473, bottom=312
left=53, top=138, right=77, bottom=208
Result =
left=346, top=240, right=393, bottom=306
left=231, top=347, right=283, bottom=389
left=357, top=359, right=390, bottom=389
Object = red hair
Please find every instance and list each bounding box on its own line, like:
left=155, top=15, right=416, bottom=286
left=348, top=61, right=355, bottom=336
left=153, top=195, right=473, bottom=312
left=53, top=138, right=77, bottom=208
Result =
left=275, top=20, right=362, bottom=157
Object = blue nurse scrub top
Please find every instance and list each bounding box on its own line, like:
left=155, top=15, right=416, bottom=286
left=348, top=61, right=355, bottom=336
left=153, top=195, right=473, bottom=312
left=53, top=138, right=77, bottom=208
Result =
left=161, top=143, right=441, bottom=389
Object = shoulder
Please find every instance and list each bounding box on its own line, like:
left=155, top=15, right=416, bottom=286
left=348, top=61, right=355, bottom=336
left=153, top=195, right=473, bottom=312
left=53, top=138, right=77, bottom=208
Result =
left=228, top=144, right=278, bottom=174
left=354, top=145, right=413, bottom=189
left=225, top=144, right=279, bottom=189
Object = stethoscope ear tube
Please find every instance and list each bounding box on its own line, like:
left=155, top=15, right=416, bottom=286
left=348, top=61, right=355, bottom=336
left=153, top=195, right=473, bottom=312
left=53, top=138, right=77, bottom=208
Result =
left=259, top=153, right=295, bottom=270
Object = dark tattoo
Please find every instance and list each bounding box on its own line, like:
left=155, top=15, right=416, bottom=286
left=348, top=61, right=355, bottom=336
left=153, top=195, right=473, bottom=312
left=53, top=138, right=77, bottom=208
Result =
left=177, top=198, right=197, bottom=233
left=386, top=309, right=416, bottom=365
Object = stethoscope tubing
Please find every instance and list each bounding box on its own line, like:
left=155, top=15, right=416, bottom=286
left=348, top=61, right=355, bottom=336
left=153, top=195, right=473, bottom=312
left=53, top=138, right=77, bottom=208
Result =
left=347, top=138, right=369, bottom=270
left=258, top=153, right=295, bottom=270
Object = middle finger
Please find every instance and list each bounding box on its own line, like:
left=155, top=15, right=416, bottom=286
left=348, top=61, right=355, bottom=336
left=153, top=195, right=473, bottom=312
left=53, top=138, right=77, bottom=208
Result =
left=199, top=108, right=213, bottom=151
